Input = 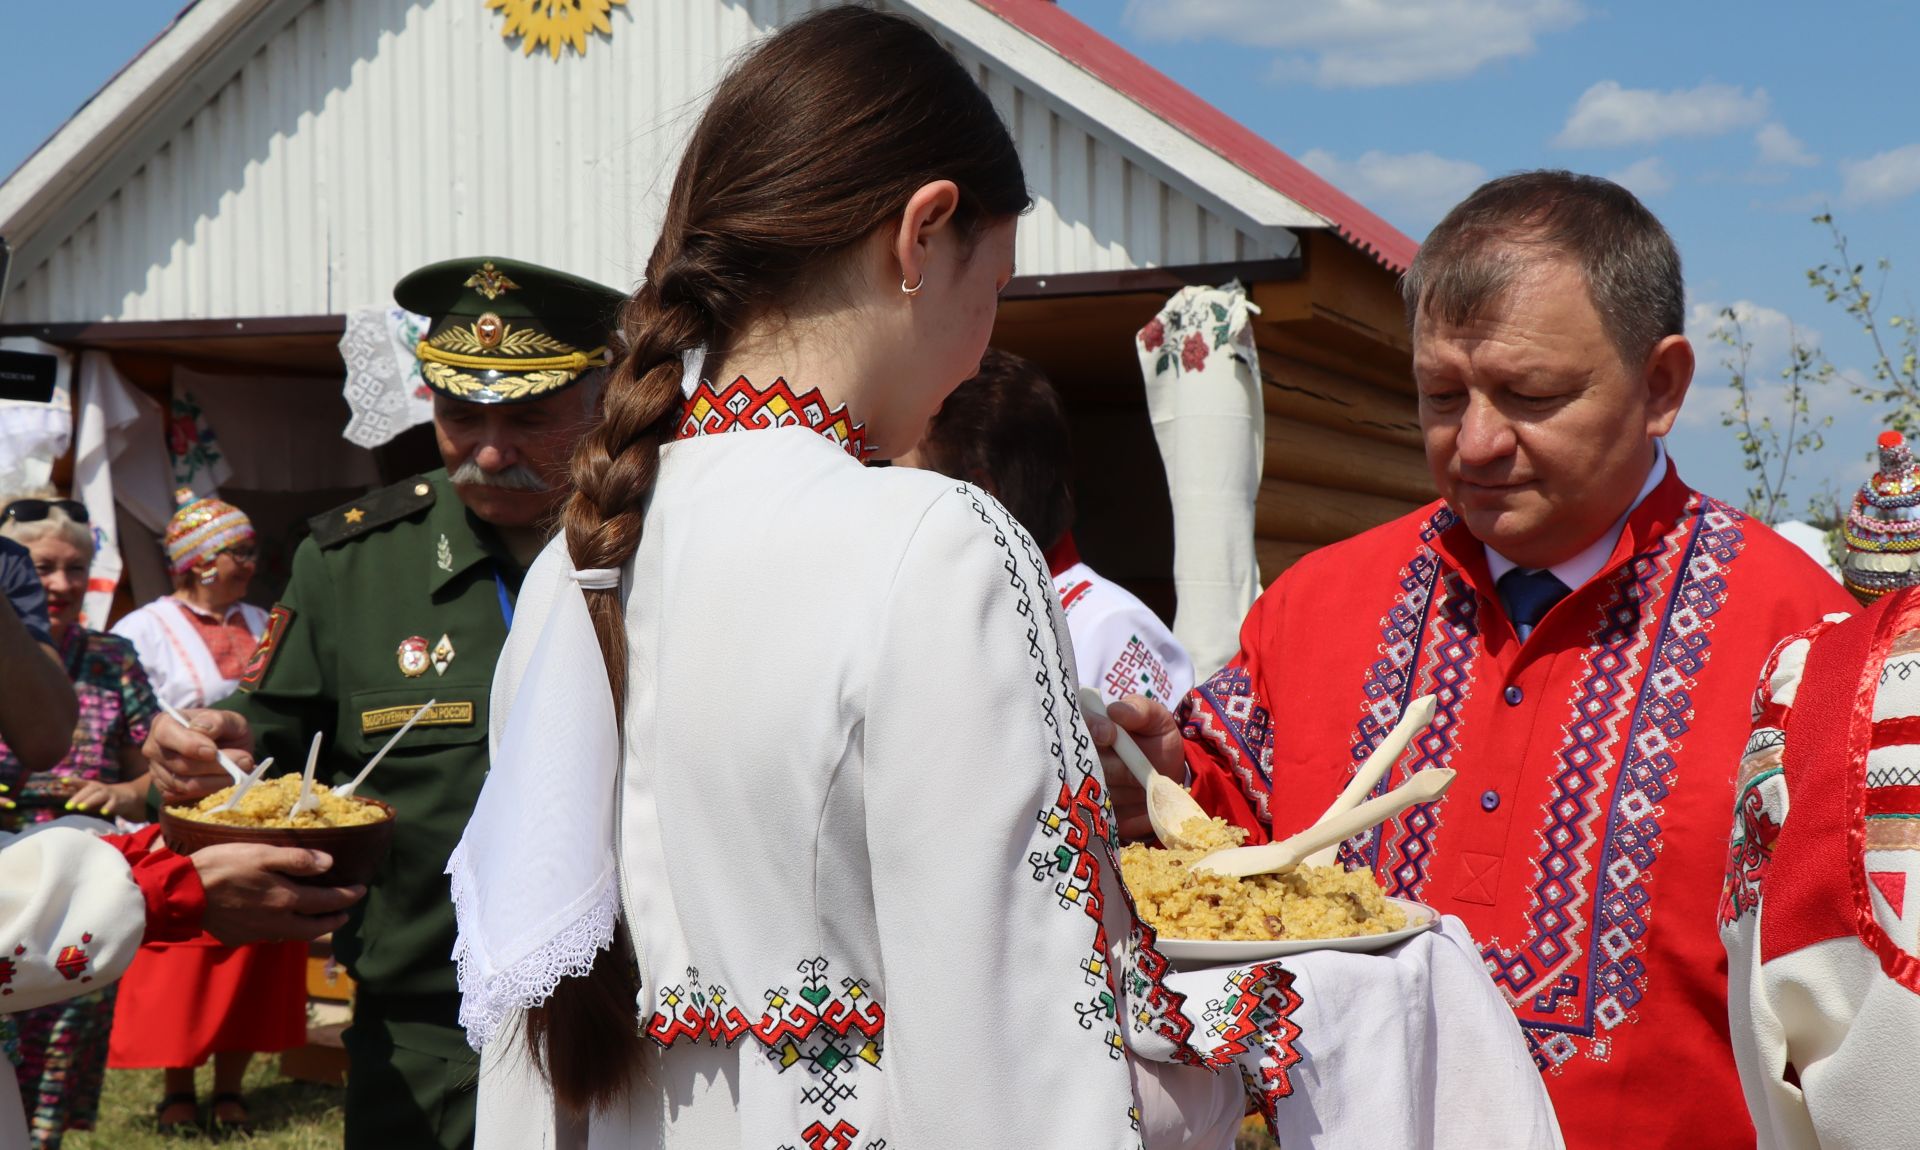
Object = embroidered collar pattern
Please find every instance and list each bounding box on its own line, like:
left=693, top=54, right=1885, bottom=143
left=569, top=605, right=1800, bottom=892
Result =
left=676, top=376, right=869, bottom=460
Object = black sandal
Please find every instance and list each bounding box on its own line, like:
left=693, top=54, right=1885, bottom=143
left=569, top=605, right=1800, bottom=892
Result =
left=155, top=1091, right=199, bottom=1133
left=210, top=1091, right=251, bottom=1131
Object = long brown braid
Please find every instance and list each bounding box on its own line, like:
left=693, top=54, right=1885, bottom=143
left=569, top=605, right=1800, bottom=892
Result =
left=531, top=5, right=1030, bottom=1114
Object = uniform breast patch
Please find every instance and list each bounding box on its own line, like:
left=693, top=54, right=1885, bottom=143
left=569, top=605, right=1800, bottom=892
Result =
left=238, top=604, right=295, bottom=692
left=361, top=701, right=475, bottom=735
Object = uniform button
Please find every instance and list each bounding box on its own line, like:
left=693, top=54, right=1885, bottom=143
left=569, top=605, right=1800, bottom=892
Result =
left=415, top=483, right=431, bottom=496
left=1481, top=789, right=1501, bottom=812
left=1504, top=685, right=1523, bottom=706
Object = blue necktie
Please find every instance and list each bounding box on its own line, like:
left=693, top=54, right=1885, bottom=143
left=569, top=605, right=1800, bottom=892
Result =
left=1496, top=568, right=1572, bottom=631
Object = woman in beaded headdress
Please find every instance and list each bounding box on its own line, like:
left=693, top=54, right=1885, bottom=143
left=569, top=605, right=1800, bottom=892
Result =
left=105, top=491, right=305, bottom=1134
left=1840, top=431, right=1920, bottom=604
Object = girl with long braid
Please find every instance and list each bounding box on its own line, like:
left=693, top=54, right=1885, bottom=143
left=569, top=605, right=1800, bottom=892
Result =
left=448, top=9, right=1243, bottom=1147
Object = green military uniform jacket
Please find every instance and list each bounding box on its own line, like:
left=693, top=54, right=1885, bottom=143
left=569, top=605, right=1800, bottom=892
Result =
left=219, top=469, right=519, bottom=1003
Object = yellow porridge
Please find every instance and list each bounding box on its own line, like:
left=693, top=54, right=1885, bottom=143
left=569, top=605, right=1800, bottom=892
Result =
left=1121, top=816, right=1406, bottom=941
left=171, top=774, right=390, bottom=828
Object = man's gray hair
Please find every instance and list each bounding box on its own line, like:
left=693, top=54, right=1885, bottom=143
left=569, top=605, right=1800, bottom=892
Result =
left=1400, top=170, right=1685, bottom=370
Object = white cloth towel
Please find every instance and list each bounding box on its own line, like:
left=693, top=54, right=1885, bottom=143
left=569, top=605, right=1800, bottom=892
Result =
left=1165, top=917, right=1564, bottom=1150
left=1137, top=284, right=1265, bottom=679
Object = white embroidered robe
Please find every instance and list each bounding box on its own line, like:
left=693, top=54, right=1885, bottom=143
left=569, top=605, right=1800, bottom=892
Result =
left=110, top=596, right=269, bottom=709
left=472, top=424, right=1233, bottom=1150
left=1722, top=598, right=1920, bottom=1150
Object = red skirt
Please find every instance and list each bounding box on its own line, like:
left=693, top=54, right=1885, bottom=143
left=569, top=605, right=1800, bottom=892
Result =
left=107, top=936, right=309, bottom=1068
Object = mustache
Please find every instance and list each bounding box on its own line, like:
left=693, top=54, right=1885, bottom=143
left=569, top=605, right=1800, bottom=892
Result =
left=449, top=460, right=553, bottom=493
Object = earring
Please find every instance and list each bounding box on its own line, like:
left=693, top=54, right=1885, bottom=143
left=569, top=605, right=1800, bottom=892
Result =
left=900, top=274, right=924, bottom=297
left=199, top=568, right=217, bottom=586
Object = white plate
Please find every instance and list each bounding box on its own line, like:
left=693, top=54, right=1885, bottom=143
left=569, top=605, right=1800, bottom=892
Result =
left=1152, top=898, right=1438, bottom=965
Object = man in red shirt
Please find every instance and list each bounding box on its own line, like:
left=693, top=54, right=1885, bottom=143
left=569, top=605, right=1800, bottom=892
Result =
left=1099, top=171, right=1853, bottom=1149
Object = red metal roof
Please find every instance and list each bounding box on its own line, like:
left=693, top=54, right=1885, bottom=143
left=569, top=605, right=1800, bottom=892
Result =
left=975, top=0, right=1420, bottom=274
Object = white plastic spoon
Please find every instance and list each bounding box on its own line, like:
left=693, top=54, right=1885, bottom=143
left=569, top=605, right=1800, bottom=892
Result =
left=1192, top=767, right=1457, bottom=879
left=156, top=699, right=249, bottom=787
left=336, top=699, right=436, bottom=799
left=212, top=756, right=275, bottom=813
left=1080, top=687, right=1212, bottom=850
left=1301, top=694, right=1438, bottom=867
left=290, top=732, right=325, bottom=818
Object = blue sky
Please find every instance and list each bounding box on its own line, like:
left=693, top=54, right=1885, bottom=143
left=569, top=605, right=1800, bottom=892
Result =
left=5, top=0, right=1915, bottom=519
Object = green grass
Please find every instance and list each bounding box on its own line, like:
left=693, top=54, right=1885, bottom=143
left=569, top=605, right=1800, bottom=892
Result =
left=62, top=1061, right=342, bottom=1150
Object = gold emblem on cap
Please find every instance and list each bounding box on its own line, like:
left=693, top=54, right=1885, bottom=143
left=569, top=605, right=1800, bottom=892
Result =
left=474, top=313, right=505, bottom=349
left=464, top=261, right=521, bottom=301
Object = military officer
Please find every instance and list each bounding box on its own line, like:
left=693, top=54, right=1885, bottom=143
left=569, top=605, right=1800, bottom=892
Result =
left=143, top=257, right=627, bottom=1150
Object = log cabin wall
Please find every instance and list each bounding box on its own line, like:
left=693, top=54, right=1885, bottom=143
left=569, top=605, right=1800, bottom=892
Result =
left=1249, top=232, right=1431, bottom=584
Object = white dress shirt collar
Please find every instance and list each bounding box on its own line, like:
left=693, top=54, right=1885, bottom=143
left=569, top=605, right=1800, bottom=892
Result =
left=1485, top=439, right=1669, bottom=593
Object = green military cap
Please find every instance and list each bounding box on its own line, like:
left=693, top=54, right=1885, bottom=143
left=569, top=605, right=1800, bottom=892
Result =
left=395, top=256, right=628, bottom=405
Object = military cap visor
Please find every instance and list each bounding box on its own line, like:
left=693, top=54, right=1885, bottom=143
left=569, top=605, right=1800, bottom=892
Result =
left=395, top=257, right=628, bottom=405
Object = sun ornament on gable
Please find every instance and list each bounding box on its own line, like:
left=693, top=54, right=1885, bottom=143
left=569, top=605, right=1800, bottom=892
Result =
left=487, top=0, right=626, bottom=59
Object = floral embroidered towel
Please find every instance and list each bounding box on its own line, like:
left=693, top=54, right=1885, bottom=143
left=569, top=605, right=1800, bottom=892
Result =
left=1137, top=284, right=1264, bottom=680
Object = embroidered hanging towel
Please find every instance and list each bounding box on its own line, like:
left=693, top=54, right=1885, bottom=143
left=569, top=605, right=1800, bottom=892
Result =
left=1137, top=283, right=1264, bottom=680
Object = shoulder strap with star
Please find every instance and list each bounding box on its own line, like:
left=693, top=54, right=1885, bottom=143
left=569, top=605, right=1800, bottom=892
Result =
left=309, top=476, right=437, bottom=549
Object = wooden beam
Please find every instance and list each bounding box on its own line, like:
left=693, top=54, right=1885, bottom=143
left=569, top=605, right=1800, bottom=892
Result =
left=1253, top=321, right=1415, bottom=396
left=1265, top=414, right=1434, bottom=504
left=1254, top=477, right=1420, bottom=544
left=1001, top=257, right=1302, bottom=301
left=1260, top=354, right=1424, bottom=452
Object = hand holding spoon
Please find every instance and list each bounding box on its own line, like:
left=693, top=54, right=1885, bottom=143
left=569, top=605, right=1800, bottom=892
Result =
left=1080, top=687, right=1213, bottom=850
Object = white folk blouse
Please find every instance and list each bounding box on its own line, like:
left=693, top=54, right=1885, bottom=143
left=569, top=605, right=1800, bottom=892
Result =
left=1722, top=602, right=1920, bottom=1150
left=110, top=596, right=268, bottom=710
left=464, top=392, right=1230, bottom=1150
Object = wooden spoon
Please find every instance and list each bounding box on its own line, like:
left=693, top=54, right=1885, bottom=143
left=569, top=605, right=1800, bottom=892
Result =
left=1301, top=694, right=1437, bottom=867
left=1080, top=687, right=1212, bottom=850
left=1191, top=767, right=1456, bottom=879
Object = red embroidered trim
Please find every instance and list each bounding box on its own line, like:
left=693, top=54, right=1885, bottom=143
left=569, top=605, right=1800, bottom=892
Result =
left=238, top=604, right=294, bottom=692
left=1849, top=595, right=1920, bottom=993
left=676, top=376, right=869, bottom=459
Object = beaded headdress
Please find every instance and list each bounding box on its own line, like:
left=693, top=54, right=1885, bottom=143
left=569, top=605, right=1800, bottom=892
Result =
left=1842, top=431, right=1920, bottom=601
left=164, top=488, right=254, bottom=575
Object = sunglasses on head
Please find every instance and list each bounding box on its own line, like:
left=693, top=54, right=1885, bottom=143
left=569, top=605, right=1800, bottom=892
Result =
left=2, top=499, right=89, bottom=525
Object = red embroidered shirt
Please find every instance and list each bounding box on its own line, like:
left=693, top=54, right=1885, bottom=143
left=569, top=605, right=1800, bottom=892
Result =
left=1177, top=465, right=1853, bottom=1150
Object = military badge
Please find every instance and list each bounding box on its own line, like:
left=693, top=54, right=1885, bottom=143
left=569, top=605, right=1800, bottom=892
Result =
left=432, top=633, right=456, bottom=675
left=398, top=635, right=431, bottom=678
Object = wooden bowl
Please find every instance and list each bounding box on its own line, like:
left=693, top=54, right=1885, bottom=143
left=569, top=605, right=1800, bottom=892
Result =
left=158, top=799, right=397, bottom=886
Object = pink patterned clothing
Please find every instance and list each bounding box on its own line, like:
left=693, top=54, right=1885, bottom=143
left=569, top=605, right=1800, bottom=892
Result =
left=0, top=627, right=158, bottom=812
left=0, top=629, right=157, bottom=1149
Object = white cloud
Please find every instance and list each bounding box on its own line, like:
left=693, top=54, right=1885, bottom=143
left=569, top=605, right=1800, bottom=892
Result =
left=1842, top=143, right=1920, bottom=204
left=1554, top=81, right=1769, bottom=148
left=1298, top=148, right=1488, bottom=232
left=1755, top=123, right=1818, bottom=168
left=1121, top=0, right=1583, bottom=89
left=1606, top=157, right=1674, bottom=198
